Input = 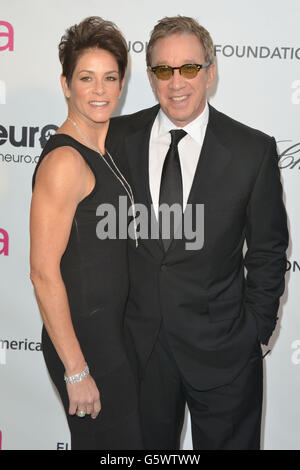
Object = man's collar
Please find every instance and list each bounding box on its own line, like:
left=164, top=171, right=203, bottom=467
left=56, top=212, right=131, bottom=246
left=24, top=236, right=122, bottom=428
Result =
left=156, top=101, right=209, bottom=144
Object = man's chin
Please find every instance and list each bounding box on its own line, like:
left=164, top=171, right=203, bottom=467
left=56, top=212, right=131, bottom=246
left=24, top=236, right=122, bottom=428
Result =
left=166, top=113, right=194, bottom=128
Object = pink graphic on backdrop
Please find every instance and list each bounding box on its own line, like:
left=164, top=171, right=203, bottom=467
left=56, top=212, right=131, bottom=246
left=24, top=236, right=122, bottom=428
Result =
left=0, top=229, right=9, bottom=255
left=0, top=21, right=14, bottom=51
left=0, top=430, right=2, bottom=450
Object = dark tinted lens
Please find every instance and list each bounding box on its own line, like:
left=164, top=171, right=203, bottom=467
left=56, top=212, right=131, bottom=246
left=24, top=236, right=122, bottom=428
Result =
left=180, top=64, right=199, bottom=78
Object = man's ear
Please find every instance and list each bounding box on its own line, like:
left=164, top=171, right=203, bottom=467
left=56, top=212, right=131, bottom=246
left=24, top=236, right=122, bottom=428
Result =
left=60, top=74, right=70, bottom=99
left=206, top=63, right=216, bottom=89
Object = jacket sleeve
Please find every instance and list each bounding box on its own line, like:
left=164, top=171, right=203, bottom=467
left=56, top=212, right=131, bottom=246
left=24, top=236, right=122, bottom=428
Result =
left=244, top=136, right=289, bottom=345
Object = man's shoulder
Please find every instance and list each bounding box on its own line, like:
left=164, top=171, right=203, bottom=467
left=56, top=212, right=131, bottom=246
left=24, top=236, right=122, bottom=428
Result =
left=210, top=105, right=274, bottom=148
left=109, top=104, right=160, bottom=135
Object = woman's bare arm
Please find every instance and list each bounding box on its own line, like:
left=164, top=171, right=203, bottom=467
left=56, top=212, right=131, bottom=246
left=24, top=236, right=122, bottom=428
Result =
left=30, top=147, right=100, bottom=418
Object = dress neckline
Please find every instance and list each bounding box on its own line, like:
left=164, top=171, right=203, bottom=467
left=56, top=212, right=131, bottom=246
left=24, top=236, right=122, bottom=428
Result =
left=51, top=133, right=107, bottom=156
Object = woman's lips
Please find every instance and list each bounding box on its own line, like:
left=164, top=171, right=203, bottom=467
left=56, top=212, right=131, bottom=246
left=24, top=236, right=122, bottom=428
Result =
left=89, top=101, right=109, bottom=107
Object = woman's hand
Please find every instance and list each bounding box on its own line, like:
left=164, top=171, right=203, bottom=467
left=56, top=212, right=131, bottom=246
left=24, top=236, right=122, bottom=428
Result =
left=67, top=374, right=101, bottom=419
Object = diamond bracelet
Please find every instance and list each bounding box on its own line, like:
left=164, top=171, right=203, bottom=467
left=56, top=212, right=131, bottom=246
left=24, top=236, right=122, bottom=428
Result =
left=64, top=364, right=89, bottom=385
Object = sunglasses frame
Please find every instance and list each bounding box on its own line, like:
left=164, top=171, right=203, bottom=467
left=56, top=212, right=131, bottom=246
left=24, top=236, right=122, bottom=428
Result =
left=149, top=62, right=211, bottom=80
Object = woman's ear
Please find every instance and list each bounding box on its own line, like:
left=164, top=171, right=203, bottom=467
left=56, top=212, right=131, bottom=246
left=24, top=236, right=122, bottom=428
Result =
left=60, top=75, right=71, bottom=99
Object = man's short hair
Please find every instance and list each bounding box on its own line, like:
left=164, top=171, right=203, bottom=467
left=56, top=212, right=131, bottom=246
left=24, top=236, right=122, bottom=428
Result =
left=146, top=16, right=215, bottom=67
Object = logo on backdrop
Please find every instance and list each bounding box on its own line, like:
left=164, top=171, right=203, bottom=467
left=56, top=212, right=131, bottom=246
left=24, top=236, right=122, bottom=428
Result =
left=0, top=338, right=42, bottom=365
left=0, top=123, right=58, bottom=165
left=0, top=80, right=5, bottom=104
left=291, top=80, right=300, bottom=104
left=291, top=340, right=300, bottom=365
left=0, top=124, right=58, bottom=148
left=0, top=338, right=42, bottom=352
left=286, top=260, right=300, bottom=273
left=277, top=140, right=300, bottom=170
left=57, top=442, right=70, bottom=450
left=214, top=44, right=300, bottom=60
left=126, top=42, right=300, bottom=60
left=0, top=430, right=2, bottom=450
left=0, top=228, right=9, bottom=256
left=0, top=21, right=14, bottom=52
left=127, top=40, right=147, bottom=53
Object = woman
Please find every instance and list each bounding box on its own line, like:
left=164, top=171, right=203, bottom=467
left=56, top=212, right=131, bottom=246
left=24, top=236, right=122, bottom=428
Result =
left=30, top=16, right=142, bottom=450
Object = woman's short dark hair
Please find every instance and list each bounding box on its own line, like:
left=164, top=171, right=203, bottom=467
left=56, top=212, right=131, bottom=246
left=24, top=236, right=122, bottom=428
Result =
left=59, top=16, right=128, bottom=85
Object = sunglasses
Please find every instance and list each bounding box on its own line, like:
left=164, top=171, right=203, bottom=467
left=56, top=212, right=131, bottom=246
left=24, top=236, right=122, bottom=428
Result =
left=149, top=62, right=211, bottom=80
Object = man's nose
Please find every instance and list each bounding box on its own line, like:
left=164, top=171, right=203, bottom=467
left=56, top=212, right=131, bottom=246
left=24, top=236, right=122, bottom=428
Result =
left=168, top=69, right=186, bottom=89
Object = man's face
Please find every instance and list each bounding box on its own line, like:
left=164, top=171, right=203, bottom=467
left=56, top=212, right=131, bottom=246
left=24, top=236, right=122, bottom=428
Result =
left=147, top=33, right=215, bottom=127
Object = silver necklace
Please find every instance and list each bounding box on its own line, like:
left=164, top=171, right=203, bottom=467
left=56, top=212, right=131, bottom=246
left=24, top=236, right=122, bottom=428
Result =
left=67, top=116, right=138, bottom=247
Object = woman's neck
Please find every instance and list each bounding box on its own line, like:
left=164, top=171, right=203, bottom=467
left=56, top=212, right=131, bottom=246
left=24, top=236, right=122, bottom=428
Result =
left=60, top=112, right=109, bottom=154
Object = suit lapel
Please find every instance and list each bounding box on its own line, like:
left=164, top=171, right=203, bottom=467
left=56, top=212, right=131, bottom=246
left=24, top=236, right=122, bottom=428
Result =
left=187, top=116, right=232, bottom=207
left=125, top=124, right=153, bottom=210
left=125, top=109, right=165, bottom=257
left=122, top=104, right=233, bottom=258
left=167, top=106, right=233, bottom=255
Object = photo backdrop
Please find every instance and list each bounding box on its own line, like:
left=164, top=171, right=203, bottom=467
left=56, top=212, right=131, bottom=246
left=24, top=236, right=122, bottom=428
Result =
left=0, top=0, right=299, bottom=450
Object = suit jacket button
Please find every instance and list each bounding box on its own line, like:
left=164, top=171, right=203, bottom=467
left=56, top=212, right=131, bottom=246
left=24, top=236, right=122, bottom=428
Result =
left=161, top=264, right=167, bottom=271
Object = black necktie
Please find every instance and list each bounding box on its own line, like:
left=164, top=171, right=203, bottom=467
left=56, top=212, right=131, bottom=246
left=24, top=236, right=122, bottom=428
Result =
left=159, top=129, right=187, bottom=251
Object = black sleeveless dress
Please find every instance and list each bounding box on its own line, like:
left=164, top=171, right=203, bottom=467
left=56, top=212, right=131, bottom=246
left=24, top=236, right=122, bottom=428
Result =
left=32, top=134, right=143, bottom=450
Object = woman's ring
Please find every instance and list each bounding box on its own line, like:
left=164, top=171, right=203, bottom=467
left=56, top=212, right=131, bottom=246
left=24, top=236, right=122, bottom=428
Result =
left=76, top=409, right=86, bottom=418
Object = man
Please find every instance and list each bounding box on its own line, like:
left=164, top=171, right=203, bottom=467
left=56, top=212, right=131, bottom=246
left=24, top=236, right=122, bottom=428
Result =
left=107, top=16, right=288, bottom=450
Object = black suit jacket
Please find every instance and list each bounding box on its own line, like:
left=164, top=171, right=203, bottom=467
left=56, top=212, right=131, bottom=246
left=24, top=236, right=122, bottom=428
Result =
left=107, top=104, right=288, bottom=390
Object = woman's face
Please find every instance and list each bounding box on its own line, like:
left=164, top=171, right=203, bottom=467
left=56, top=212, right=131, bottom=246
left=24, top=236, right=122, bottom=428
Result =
left=61, top=47, right=125, bottom=127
